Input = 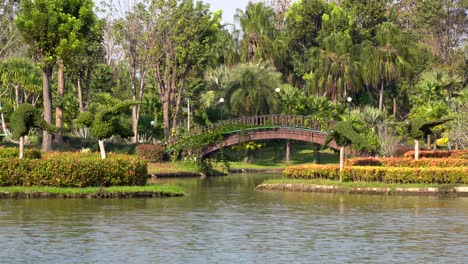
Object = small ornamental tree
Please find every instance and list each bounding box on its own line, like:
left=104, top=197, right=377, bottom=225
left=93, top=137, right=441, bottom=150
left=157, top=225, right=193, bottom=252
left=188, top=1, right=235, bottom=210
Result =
left=76, top=101, right=134, bottom=159
left=404, top=117, right=451, bottom=160
left=324, top=121, right=374, bottom=177
left=10, top=104, right=57, bottom=159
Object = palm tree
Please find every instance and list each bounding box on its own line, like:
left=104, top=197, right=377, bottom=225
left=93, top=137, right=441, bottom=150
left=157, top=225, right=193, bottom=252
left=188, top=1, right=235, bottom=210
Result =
left=235, top=2, right=278, bottom=63
left=310, top=32, right=361, bottom=103
left=0, top=57, right=41, bottom=108
left=361, top=22, right=412, bottom=112
left=0, top=57, right=41, bottom=145
left=224, top=62, right=281, bottom=116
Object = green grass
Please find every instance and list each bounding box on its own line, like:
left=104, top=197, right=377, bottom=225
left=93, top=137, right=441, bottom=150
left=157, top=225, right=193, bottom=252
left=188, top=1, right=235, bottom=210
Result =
left=223, top=141, right=339, bottom=169
left=262, top=178, right=467, bottom=189
left=0, top=185, right=184, bottom=198
left=148, top=161, right=199, bottom=174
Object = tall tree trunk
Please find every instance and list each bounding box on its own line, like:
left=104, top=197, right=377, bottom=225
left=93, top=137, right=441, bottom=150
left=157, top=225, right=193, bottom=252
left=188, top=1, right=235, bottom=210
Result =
left=414, top=139, right=419, bottom=160
left=427, top=134, right=431, bottom=150
left=42, top=65, right=53, bottom=152
left=393, top=97, right=397, bottom=117
left=14, top=84, right=19, bottom=109
left=77, top=77, right=84, bottom=113
left=379, top=82, right=384, bottom=111
left=19, top=136, right=24, bottom=159
left=132, top=105, right=138, bottom=143
left=339, top=146, right=345, bottom=179
left=55, top=61, right=65, bottom=144
left=285, top=140, right=290, bottom=164
left=162, top=99, right=171, bottom=141
left=98, top=140, right=106, bottom=159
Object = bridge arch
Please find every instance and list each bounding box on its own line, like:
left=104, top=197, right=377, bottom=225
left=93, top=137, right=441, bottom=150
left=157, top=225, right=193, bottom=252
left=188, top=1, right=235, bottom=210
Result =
left=202, top=127, right=338, bottom=156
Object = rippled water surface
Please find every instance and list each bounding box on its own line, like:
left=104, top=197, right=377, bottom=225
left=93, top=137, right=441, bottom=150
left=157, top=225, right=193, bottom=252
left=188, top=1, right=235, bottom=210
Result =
left=1, top=173, right=468, bottom=263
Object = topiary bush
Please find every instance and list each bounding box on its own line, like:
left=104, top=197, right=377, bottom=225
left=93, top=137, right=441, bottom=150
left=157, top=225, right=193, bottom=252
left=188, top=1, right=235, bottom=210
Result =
left=135, top=144, right=166, bottom=163
left=0, top=153, right=147, bottom=187
left=0, top=147, right=41, bottom=159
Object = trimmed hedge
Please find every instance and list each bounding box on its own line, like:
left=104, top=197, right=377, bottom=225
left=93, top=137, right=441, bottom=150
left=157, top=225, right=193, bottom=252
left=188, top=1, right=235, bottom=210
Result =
left=284, top=164, right=468, bottom=184
left=135, top=143, right=165, bottom=163
left=347, top=157, right=468, bottom=167
left=0, top=153, right=147, bottom=187
left=404, top=149, right=468, bottom=159
left=0, top=147, right=41, bottom=159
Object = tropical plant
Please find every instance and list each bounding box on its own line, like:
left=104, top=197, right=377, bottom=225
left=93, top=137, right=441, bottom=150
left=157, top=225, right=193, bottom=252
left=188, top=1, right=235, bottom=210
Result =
left=224, top=62, right=281, bottom=116
left=324, top=121, right=373, bottom=175
left=360, top=22, right=412, bottom=112
left=235, top=2, right=278, bottom=62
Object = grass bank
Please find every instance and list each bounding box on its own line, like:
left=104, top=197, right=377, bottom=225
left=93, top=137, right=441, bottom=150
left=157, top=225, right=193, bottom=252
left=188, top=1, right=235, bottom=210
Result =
left=0, top=185, right=184, bottom=199
left=257, top=179, right=468, bottom=196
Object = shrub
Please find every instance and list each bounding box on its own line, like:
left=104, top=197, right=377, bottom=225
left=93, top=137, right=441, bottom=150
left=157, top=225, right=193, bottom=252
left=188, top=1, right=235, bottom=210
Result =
left=284, top=164, right=341, bottom=180
left=0, top=147, right=41, bottom=159
left=347, top=157, right=468, bottom=167
left=284, top=164, right=468, bottom=184
left=0, top=153, right=147, bottom=187
left=404, top=149, right=468, bottom=159
left=135, top=143, right=165, bottom=162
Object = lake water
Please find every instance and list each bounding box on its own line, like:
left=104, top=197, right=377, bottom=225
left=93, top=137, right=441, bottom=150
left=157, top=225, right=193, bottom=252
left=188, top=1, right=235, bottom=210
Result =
left=1, top=173, right=467, bottom=263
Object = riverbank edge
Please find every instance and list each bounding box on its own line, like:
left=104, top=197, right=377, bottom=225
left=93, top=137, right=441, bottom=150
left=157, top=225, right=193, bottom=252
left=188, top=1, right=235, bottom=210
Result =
left=256, top=183, right=468, bottom=196
left=150, top=168, right=284, bottom=178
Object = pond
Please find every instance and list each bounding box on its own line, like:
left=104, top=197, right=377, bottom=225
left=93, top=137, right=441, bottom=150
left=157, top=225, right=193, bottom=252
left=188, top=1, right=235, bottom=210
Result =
left=1, top=173, right=467, bottom=263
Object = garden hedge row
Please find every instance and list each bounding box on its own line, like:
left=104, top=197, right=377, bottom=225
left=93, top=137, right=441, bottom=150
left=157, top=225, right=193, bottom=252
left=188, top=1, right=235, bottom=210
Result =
left=0, top=147, right=41, bottom=159
left=347, top=157, right=468, bottom=167
left=284, top=164, right=468, bottom=184
left=404, top=149, right=468, bottom=159
left=0, top=153, right=147, bottom=187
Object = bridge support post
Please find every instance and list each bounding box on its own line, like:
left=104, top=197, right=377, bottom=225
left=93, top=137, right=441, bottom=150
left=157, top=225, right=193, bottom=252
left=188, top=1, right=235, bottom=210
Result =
left=285, top=139, right=290, bottom=164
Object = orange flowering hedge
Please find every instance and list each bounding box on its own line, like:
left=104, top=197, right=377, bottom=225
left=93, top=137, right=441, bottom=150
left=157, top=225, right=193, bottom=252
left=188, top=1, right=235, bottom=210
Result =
left=284, top=164, right=468, bottom=184
left=0, top=153, right=147, bottom=187
left=347, top=157, right=468, bottom=167
left=403, top=149, right=468, bottom=159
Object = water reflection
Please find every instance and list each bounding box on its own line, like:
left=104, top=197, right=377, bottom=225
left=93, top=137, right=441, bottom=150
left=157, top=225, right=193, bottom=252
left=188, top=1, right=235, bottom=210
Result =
left=1, top=173, right=467, bottom=263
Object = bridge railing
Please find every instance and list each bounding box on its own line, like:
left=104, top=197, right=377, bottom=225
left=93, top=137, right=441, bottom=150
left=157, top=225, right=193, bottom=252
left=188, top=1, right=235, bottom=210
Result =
left=169, top=115, right=326, bottom=145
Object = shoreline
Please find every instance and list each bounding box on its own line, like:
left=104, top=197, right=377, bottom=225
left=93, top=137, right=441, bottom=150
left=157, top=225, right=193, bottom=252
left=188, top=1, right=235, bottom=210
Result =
left=256, top=183, right=468, bottom=197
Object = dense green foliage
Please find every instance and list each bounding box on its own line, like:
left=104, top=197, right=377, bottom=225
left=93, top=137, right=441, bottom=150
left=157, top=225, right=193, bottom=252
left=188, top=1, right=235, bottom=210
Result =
left=0, top=153, right=147, bottom=187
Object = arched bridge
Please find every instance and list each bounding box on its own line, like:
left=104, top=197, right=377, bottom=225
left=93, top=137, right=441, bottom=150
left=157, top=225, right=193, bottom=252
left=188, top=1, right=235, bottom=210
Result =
left=174, top=115, right=338, bottom=156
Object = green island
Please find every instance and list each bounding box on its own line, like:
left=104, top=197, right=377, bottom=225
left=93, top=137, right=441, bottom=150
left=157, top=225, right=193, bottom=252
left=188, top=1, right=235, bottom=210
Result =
left=0, top=0, right=466, bottom=199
